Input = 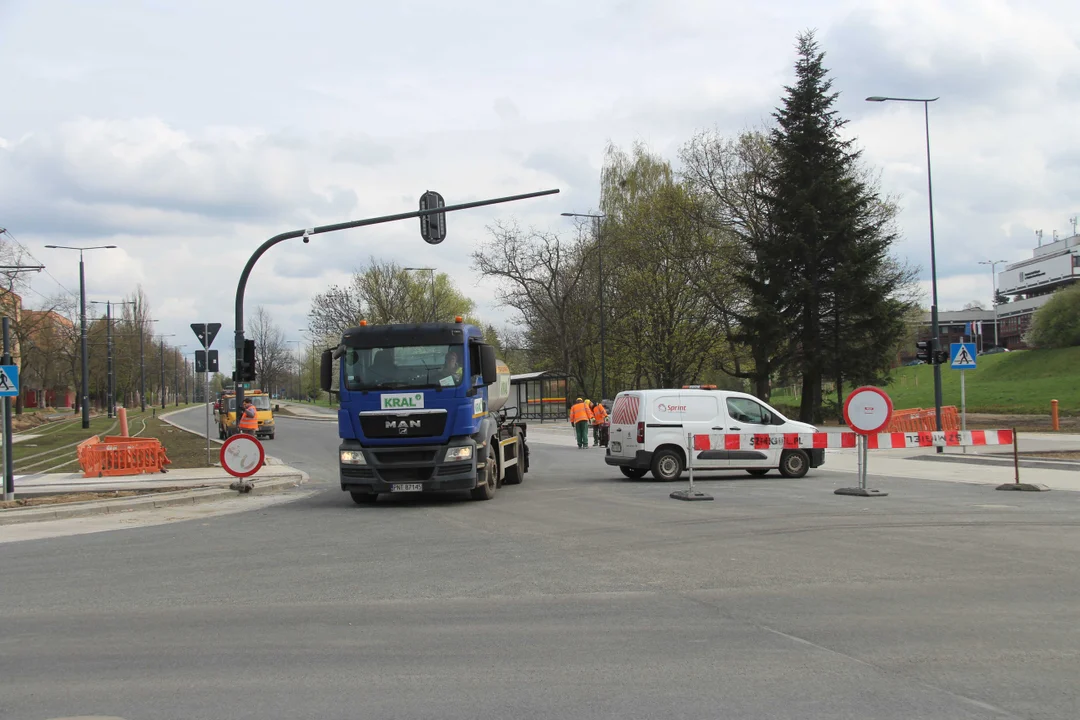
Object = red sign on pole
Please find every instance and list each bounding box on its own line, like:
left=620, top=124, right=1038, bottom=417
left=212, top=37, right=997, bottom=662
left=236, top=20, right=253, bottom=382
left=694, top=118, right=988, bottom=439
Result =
left=220, top=433, right=265, bottom=478
left=842, top=386, right=894, bottom=435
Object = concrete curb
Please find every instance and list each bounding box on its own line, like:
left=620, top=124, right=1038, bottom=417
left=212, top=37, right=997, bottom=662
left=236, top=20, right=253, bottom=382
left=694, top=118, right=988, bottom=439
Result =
left=0, top=472, right=308, bottom=526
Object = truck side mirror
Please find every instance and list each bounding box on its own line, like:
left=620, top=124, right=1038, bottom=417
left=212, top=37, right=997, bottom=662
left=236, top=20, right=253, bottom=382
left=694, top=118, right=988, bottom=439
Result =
left=480, top=344, right=497, bottom=386
left=320, top=349, right=333, bottom=392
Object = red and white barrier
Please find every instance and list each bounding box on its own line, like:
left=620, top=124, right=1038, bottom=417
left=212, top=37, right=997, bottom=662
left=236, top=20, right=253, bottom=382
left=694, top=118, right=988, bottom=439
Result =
left=692, top=429, right=1014, bottom=452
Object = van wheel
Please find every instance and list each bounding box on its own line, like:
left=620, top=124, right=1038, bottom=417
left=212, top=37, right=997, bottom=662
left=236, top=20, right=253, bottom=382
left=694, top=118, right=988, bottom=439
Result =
left=651, top=449, right=683, bottom=482
left=620, top=467, right=648, bottom=480
left=746, top=469, right=770, bottom=477
left=779, top=450, right=809, bottom=479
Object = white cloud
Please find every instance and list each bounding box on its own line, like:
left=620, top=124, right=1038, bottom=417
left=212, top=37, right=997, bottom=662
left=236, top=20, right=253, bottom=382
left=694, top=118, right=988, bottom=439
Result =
left=1, top=0, right=1078, bottom=367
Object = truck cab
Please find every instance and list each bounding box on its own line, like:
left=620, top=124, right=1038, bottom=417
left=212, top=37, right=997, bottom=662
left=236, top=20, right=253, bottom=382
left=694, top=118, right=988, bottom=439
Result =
left=322, top=318, right=527, bottom=504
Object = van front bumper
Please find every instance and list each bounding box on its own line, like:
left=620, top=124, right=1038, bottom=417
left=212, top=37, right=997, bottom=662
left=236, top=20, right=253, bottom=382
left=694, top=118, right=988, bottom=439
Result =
left=605, top=449, right=653, bottom=470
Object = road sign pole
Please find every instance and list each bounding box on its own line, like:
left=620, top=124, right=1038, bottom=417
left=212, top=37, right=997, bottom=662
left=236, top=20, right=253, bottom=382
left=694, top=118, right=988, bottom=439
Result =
left=960, top=369, right=967, bottom=455
left=3, top=317, right=13, bottom=500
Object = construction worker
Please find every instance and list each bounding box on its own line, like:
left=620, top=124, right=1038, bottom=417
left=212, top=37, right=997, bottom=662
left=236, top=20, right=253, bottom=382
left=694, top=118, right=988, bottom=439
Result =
left=591, top=400, right=608, bottom=447
left=238, top=398, right=258, bottom=436
left=569, top=397, right=591, bottom=449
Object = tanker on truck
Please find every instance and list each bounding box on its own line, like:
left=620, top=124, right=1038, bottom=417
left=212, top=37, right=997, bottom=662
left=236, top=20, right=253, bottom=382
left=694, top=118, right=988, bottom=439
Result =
left=319, top=316, right=529, bottom=504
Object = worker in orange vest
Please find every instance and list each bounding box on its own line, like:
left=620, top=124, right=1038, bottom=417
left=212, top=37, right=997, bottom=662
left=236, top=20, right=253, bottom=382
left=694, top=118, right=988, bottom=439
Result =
left=569, top=397, right=591, bottom=449
left=591, top=401, right=608, bottom=447
left=238, top=398, right=259, bottom=435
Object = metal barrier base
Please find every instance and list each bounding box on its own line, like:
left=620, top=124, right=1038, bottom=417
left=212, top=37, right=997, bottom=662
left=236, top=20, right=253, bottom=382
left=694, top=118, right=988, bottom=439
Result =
left=670, top=489, right=713, bottom=501
left=834, top=487, right=888, bottom=497
left=995, top=483, right=1051, bottom=492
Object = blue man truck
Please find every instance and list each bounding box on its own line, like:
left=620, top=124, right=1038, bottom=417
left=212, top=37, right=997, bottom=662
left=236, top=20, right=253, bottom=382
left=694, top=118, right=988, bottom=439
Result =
left=319, top=317, right=528, bottom=504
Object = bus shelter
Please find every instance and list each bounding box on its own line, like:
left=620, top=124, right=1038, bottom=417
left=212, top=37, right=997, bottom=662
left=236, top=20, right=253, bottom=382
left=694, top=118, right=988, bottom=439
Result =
left=505, top=371, right=568, bottom=423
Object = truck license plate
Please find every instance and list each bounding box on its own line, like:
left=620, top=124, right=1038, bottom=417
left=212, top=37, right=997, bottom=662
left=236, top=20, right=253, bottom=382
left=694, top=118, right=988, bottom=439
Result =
left=611, top=441, right=621, bottom=453
left=390, top=483, right=423, bottom=493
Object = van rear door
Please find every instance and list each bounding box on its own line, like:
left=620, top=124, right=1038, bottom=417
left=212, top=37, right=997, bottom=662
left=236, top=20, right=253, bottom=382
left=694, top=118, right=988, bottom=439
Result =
left=608, top=392, right=644, bottom=457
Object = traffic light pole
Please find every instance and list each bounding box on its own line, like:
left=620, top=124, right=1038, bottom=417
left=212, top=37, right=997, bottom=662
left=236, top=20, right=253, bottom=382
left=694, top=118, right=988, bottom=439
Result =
left=231, top=189, right=559, bottom=415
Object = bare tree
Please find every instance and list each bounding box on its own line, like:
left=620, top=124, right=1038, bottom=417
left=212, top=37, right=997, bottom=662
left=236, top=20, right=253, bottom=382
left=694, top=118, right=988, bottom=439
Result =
left=249, top=306, right=288, bottom=394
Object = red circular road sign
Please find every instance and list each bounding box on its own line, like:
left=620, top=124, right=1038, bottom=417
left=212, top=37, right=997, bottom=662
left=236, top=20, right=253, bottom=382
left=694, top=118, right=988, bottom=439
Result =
left=843, top=386, right=894, bottom=435
left=220, top=433, right=265, bottom=478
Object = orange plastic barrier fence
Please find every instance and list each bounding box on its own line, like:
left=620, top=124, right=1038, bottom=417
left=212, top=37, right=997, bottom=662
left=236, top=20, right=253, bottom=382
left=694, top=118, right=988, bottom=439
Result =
left=77, top=435, right=172, bottom=478
left=885, top=406, right=960, bottom=433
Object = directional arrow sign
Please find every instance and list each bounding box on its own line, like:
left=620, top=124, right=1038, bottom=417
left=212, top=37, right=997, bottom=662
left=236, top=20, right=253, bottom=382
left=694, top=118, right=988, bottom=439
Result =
left=191, top=322, right=222, bottom=349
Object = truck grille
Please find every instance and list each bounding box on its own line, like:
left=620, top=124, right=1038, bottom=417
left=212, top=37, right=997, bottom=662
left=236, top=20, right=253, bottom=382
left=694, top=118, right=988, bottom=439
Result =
left=341, top=466, right=374, bottom=479
left=372, top=450, right=437, bottom=465
left=360, top=411, right=447, bottom=439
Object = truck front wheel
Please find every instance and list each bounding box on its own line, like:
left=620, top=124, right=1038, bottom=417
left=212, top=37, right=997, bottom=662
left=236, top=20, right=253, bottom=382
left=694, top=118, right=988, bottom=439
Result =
left=350, top=491, right=378, bottom=505
left=470, top=457, right=497, bottom=501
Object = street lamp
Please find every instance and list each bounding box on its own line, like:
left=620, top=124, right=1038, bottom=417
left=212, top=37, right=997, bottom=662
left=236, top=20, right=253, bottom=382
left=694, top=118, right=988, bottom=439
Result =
left=561, top=212, right=607, bottom=400
left=43, top=245, right=118, bottom=428
left=404, top=267, right=437, bottom=321
left=89, top=299, right=134, bottom=419
left=979, top=259, right=1008, bottom=349
left=173, top=344, right=186, bottom=406
left=155, top=334, right=175, bottom=409
left=139, top=318, right=159, bottom=411
left=286, top=339, right=302, bottom=400
left=865, top=95, right=943, bottom=434
left=299, top=329, right=315, bottom=402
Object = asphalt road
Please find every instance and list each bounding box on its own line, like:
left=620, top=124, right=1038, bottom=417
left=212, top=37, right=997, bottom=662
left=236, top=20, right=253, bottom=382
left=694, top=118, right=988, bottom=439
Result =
left=2, top=405, right=1079, bottom=720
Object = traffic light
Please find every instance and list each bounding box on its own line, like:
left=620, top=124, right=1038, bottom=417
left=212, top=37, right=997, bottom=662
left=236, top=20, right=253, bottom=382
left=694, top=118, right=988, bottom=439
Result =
left=915, top=341, right=932, bottom=363
left=933, top=349, right=949, bottom=365
left=419, top=190, right=446, bottom=244
left=240, top=340, right=256, bottom=382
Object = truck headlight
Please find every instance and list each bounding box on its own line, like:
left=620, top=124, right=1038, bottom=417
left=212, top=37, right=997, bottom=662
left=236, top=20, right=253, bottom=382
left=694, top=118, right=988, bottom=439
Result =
left=340, top=450, right=366, bottom=465
left=444, top=446, right=473, bottom=462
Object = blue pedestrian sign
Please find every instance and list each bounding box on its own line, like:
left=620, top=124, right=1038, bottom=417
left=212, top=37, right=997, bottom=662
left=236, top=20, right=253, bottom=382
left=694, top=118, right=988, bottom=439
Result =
left=0, top=365, right=18, bottom=396
left=950, top=343, right=977, bottom=370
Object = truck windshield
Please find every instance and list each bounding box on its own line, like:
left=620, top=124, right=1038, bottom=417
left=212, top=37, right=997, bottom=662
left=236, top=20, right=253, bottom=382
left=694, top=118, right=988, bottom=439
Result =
left=343, top=344, right=467, bottom=391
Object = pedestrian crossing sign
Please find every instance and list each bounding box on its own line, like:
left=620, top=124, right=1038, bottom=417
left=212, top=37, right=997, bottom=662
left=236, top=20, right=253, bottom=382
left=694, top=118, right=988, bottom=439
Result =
left=0, top=365, right=19, bottom=396
left=950, top=343, right=977, bottom=370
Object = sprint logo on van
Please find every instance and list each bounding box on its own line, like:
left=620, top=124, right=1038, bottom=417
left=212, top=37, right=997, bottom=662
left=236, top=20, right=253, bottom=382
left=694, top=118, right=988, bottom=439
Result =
left=381, top=392, right=424, bottom=410
left=657, top=402, right=687, bottom=413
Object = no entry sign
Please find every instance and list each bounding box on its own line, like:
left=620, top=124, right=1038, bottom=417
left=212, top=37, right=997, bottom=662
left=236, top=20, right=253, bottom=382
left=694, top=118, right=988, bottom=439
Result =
left=843, top=386, right=894, bottom=435
left=220, top=433, right=265, bottom=478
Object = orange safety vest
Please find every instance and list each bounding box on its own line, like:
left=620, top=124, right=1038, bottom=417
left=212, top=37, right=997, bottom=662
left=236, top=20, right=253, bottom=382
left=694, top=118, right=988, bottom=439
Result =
left=239, top=404, right=258, bottom=430
left=592, top=404, right=607, bottom=425
left=569, top=402, right=590, bottom=424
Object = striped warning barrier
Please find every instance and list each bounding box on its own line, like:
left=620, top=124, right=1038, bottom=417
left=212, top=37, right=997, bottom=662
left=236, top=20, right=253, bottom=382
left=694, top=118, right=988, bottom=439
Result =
left=692, top=429, right=1014, bottom=452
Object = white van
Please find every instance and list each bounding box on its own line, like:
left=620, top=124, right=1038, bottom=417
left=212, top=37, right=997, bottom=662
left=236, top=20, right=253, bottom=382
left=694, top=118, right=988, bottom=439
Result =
left=604, top=387, right=824, bottom=481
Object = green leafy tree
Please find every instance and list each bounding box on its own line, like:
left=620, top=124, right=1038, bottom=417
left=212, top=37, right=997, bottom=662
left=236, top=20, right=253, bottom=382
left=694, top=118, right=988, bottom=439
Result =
left=1026, top=284, right=1080, bottom=348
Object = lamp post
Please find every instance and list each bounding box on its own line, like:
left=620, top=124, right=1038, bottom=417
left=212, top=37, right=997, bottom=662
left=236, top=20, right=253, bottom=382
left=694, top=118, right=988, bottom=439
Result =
left=299, top=329, right=315, bottom=402
left=156, top=334, right=175, bottom=408
left=561, top=212, right=607, bottom=400
left=979, top=259, right=1008, bottom=349
left=89, top=300, right=134, bottom=418
left=139, top=318, right=158, bottom=411
left=285, top=340, right=302, bottom=400
left=405, top=267, right=437, bottom=321
left=866, top=95, right=943, bottom=435
left=173, top=345, right=186, bottom=406
left=43, top=245, right=118, bottom=428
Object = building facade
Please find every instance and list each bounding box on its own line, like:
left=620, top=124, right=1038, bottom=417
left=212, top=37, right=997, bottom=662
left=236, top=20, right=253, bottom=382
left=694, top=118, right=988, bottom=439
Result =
left=995, top=232, right=1080, bottom=348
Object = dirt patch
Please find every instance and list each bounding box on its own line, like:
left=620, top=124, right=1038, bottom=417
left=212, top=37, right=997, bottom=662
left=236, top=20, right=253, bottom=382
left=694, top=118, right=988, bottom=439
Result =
left=0, top=486, right=206, bottom=509
left=964, top=414, right=1080, bottom=433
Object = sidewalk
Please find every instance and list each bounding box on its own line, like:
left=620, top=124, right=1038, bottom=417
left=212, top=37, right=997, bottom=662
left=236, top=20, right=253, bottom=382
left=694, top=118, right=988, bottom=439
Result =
left=276, top=401, right=336, bottom=421
left=3, top=461, right=307, bottom=525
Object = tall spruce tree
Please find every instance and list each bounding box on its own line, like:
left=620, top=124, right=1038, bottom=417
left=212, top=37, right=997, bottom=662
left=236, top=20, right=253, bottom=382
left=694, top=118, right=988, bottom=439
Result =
left=765, top=31, right=914, bottom=423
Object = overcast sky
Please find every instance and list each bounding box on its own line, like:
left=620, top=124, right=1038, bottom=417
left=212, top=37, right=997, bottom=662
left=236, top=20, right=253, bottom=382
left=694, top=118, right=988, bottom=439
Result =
left=2, top=0, right=1078, bottom=370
